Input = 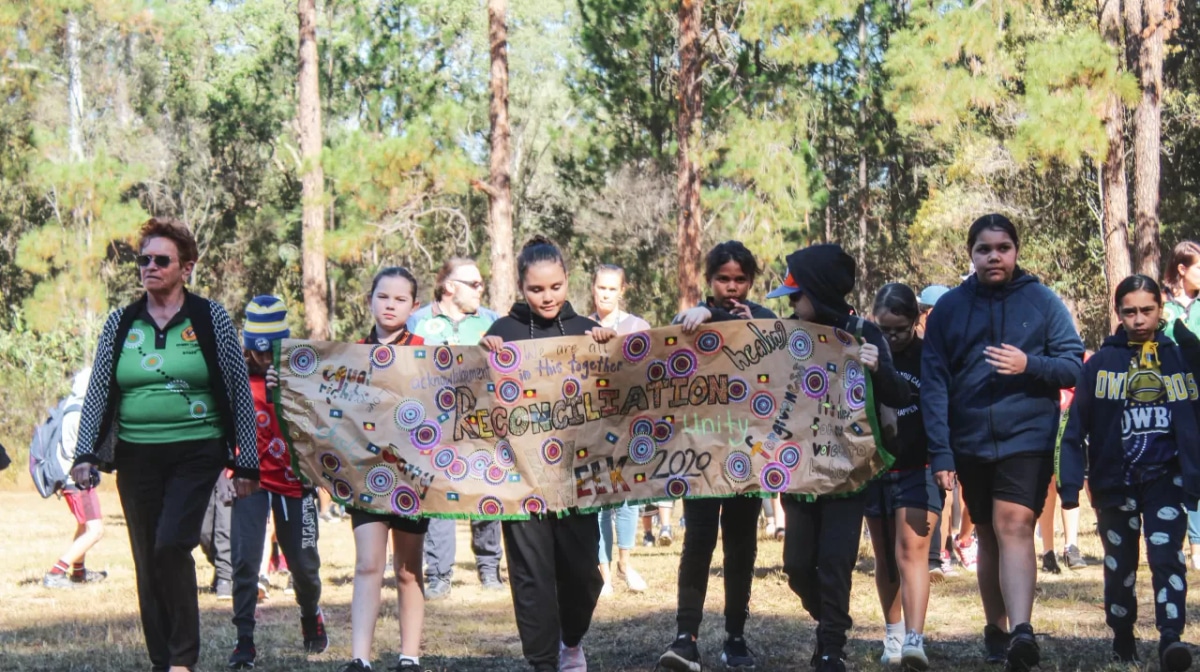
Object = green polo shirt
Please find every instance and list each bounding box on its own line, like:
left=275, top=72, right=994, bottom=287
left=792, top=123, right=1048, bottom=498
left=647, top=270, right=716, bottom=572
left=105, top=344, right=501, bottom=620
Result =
left=411, top=305, right=495, bottom=345
left=115, top=305, right=223, bottom=444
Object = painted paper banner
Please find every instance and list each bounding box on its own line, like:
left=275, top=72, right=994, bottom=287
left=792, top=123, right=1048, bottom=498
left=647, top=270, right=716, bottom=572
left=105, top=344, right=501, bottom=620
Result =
left=275, top=319, right=892, bottom=519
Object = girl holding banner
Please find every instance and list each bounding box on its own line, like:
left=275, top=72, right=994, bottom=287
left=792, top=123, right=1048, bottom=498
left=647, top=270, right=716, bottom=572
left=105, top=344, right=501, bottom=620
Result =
left=480, top=237, right=616, bottom=672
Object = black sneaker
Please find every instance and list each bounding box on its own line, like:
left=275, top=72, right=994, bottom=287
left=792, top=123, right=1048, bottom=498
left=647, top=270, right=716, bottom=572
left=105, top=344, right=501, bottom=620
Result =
left=1064, top=544, right=1087, bottom=569
left=425, top=576, right=452, bottom=601
left=1112, top=629, right=1140, bottom=664
left=815, top=655, right=846, bottom=672
left=228, top=635, right=256, bottom=669
left=338, top=659, right=372, bottom=672
left=1160, top=632, right=1192, bottom=672
left=643, top=531, right=656, bottom=547
left=302, top=610, right=328, bottom=653
left=479, top=570, right=504, bottom=591
left=215, top=578, right=233, bottom=600
left=984, top=624, right=1010, bottom=664
left=1041, top=550, right=1061, bottom=574
left=1006, top=623, right=1040, bottom=672
left=721, top=636, right=756, bottom=670
left=387, top=661, right=422, bottom=672
left=658, top=634, right=702, bottom=672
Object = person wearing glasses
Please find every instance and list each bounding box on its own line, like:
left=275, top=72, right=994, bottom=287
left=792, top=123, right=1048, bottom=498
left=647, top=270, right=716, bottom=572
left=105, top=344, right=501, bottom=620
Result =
left=70, top=217, right=259, bottom=672
left=407, top=257, right=504, bottom=599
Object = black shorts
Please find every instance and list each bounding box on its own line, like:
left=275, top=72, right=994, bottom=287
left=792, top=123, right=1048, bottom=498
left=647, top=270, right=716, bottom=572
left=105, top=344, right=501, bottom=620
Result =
left=956, top=452, right=1054, bottom=522
left=864, top=467, right=945, bottom=518
left=348, top=507, right=430, bottom=534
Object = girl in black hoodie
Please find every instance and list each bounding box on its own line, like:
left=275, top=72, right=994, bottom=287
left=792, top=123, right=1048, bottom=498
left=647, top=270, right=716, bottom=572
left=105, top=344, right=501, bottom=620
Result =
left=769, top=244, right=912, bottom=672
left=480, top=237, right=616, bottom=672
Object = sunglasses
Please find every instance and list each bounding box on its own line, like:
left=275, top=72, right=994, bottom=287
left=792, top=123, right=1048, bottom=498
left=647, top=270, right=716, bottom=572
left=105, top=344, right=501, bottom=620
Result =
left=136, top=254, right=174, bottom=268
left=452, top=279, right=485, bottom=291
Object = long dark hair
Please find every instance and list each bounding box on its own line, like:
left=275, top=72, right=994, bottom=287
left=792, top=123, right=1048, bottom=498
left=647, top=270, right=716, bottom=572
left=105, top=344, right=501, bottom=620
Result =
left=873, top=283, right=919, bottom=322
left=1163, top=241, right=1200, bottom=298
left=370, top=266, right=418, bottom=298
left=1114, top=274, right=1163, bottom=310
left=517, top=235, right=566, bottom=288
left=967, top=214, right=1020, bottom=251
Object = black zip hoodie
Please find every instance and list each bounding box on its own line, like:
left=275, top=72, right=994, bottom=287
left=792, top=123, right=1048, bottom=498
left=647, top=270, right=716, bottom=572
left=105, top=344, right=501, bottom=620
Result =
left=486, top=301, right=600, bottom=342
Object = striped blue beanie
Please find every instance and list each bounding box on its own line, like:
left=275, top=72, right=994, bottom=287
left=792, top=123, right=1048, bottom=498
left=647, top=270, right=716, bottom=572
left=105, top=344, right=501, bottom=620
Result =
left=244, top=295, right=290, bottom=351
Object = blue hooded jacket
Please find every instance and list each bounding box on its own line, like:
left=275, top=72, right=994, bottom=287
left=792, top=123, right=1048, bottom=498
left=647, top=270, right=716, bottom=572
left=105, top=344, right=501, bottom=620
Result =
left=1058, top=326, right=1200, bottom=508
left=921, top=270, right=1084, bottom=473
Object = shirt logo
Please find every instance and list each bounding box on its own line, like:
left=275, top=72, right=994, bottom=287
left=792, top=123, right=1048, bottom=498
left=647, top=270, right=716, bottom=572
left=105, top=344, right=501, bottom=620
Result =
left=181, top=326, right=197, bottom=342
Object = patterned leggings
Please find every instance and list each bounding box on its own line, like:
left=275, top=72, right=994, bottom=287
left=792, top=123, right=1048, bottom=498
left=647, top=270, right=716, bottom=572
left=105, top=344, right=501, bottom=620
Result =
left=1096, top=472, right=1189, bottom=637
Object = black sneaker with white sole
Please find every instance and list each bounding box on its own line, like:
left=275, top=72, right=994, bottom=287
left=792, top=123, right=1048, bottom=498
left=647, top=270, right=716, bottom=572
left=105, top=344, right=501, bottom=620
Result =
left=721, top=635, right=756, bottom=670
left=658, top=634, right=701, bottom=672
left=228, top=635, right=256, bottom=669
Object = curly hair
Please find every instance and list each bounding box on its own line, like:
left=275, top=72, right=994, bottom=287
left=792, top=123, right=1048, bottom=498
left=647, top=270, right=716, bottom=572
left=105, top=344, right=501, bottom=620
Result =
left=138, top=217, right=199, bottom=265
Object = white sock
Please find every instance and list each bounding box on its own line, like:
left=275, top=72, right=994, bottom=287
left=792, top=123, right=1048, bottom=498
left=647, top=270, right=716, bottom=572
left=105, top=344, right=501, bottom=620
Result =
left=886, top=622, right=904, bottom=640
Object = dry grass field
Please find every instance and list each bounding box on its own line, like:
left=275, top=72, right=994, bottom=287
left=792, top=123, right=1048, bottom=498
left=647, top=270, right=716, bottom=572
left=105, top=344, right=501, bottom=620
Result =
left=1, top=489, right=1196, bottom=671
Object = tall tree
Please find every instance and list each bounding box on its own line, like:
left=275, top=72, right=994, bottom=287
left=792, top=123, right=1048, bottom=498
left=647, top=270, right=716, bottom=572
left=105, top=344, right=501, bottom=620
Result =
left=1126, top=0, right=1174, bottom=277
left=298, top=0, right=329, bottom=339
left=676, top=0, right=703, bottom=311
left=65, top=10, right=84, bottom=163
left=1098, top=0, right=1132, bottom=320
left=478, top=0, right=515, bottom=311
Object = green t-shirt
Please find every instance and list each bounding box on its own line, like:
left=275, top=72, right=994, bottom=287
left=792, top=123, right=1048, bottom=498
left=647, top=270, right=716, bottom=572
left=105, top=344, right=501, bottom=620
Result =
left=1164, top=297, right=1200, bottom=344
left=412, top=310, right=494, bottom=345
left=116, top=314, right=223, bottom=444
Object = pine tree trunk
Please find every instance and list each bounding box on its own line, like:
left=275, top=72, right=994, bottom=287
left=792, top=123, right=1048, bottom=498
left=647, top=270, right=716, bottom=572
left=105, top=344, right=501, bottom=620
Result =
left=1126, top=0, right=1166, bottom=278
left=1098, top=0, right=1132, bottom=329
left=856, top=7, right=869, bottom=309
left=676, top=0, right=703, bottom=313
left=66, top=11, right=84, bottom=162
left=298, top=0, right=329, bottom=340
left=486, top=0, right=515, bottom=312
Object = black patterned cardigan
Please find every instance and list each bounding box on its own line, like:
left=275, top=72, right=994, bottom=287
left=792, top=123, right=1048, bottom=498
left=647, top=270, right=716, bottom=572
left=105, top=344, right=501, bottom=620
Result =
left=72, top=291, right=261, bottom=478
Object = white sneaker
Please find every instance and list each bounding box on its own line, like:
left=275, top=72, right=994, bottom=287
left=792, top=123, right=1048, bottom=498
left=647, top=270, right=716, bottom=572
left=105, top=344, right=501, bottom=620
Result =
left=881, top=632, right=903, bottom=665
left=559, top=641, right=586, bottom=672
left=901, top=631, right=928, bottom=671
left=621, top=566, right=647, bottom=592
left=599, top=582, right=613, bottom=597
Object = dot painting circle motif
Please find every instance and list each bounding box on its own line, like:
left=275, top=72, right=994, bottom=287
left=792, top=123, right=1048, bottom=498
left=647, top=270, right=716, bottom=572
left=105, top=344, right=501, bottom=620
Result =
left=844, top=360, right=864, bottom=384
left=435, top=387, right=457, bottom=412
left=266, top=438, right=287, bottom=459
left=287, top=345, right=320, bottom=376
left=485, top=464, right=508, bottom=485
left=124, top=329, right=145, bottom=349
left=777, top=443, right=802, bottom=470
left=189, top=401, right=208, bottom=419
left=750, top=391, right=776, bottom=419
left=561, top=376, right=582, bottom=399
left=411, top=422, right=442, bottom=450
left=727, top=377, right=749, bottom=403
left=802, top=366, right=829, bottom=399
left=433, top=447, right=457, bottom=470
left=622, top=332, right=651, bottom=363
left=434, top=346, right=454, bottom=371
left=665, top=476, right=690, bottom=499
left=724, top=451, right=752, bottom=482
left=760, top=462, right=791, bottom=493
left=652, top=421, right=674, bottom=444
left=392, top=485, right=420, bottom=516
left=846, top=380, right=867, bottom=411
left=445, top=458, right=469, bottom=481
left=789, top=329, right=815, bottom=361
left=489, top=344, right=522, bottom=374
left=494, top=440, right=516, bottom=469
left=541, top=438, right=565, bottom=465
left=320, top=453, right=341, bottom=473
left=496, top=377, right=523, bottom=405
left=628, top=435, right=657, bottom=465
left=332, top=479, right=353, bottom=501
left=522, top=495, right=547, bottom=516
left=366, top=466, right=397, bottom=496
left=468, top=451, right=493, bottom=479
left=834, top=328, right=855, bottom=346
left=394, top=399, right=426, bottom=431
left=646, top=360, right=668, bottom=382
left=370, top=345, right=396, bottom=369
left=668, top=349, right=699, bottom=378
left=478, top=496, right=504, bottom=517
left=256, top=410, right=271, bottom=428
left=141, top=353, right=164, bottom=371
left=630, top=416, right=655, bottom=436
left=694, top=330, right=724, bottom=355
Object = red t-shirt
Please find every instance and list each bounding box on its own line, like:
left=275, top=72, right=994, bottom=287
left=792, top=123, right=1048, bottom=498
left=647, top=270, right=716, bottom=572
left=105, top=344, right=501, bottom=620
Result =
left=250, top=375, right=304, bottom=498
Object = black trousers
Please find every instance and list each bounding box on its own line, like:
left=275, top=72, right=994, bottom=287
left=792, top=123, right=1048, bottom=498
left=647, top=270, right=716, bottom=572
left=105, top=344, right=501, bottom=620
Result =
left=231, top=489, right=322, bottom=637
left=675, top=496, right=761, bottom=638
left=1096, top=472, right=1189, bottom=637
left=502, top=513, right=604, bottom=671
left=200, top=476, right=232, bottom=583
left=116, top=438, right=226, bottom=671
left=424, top=517, right=503, bottom=578
left=782, top=493, right=867, bottom=657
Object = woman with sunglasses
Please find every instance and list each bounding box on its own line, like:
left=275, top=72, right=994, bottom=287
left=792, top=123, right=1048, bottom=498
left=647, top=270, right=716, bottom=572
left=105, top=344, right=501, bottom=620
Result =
left=70, top=217, right=259, bottom=672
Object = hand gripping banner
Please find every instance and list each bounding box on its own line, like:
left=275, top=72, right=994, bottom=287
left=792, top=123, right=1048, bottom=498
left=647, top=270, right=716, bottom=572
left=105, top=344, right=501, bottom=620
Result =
left=275, top=319, right=893, bottom=519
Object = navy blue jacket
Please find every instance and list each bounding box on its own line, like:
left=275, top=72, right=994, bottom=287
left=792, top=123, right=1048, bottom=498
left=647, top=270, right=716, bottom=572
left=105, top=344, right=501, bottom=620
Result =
left=1058, top=328, right=1200, bottom=508
left=921, top=270, right=1084, bottom=473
